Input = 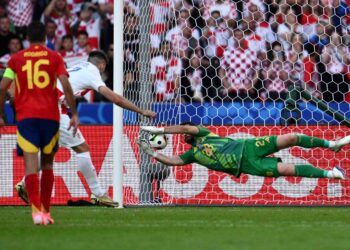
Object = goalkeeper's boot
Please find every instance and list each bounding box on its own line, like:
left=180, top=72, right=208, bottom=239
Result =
left=42, top=213, right=55, bottom=225
left=15, top=180, right=29, bottom=204
left=32, top=212, right=43, bottom=225
left=330, top=136, right=350, bottom=153
left=91, top=194, right=119, bottom=208
left=332, top=166, right=346, bottom=180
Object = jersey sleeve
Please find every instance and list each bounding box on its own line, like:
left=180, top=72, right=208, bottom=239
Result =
left=195, top=126, right=211, bottom=137
left=56, top=53, right=69, bottom=77
left=4, top=56, right=16, bottom=80
left=179, top=148, right=196, bottom=165
left=86, top=64, right=106, bottom=91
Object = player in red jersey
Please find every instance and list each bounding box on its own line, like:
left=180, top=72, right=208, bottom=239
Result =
left=0, top=21, right=79, bottom=225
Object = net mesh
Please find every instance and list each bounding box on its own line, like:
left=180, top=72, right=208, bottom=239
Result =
left=123, top=0, right=350, bottom=206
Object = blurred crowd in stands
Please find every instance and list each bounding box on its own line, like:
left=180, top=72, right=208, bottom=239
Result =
left=1, top=0, right=350, bottom=103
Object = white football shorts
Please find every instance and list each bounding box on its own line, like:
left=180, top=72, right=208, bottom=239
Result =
left=59, top=114, right=85, bottom=148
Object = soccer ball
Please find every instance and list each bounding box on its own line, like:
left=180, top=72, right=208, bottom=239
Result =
left=148, top=134, right=168, bottom=150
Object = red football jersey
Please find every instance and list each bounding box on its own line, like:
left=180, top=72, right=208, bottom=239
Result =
left=7, top=44, right=68, bottom=121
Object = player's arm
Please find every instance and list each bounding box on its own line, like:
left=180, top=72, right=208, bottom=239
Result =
left=0, top=69, right=15, bottom=126
left=141, top=125, right=200, bottom=135
left=0, top=77, right=12, bottom=125
left=137, top=139, right=185, bottom=166
left=43, top=0, right=56, bottom=18
left=98, top=85, right=156, bottom=118
left=59, top=75, right=79, bottom=133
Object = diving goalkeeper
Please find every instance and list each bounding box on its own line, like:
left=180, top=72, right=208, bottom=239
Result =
left=138, top=123, right=349, bottom=179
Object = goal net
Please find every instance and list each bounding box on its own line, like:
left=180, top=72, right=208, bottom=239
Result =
left=122, top=0, right=350, bottom=206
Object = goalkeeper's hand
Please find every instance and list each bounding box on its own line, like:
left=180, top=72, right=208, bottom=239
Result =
left=137, top=138, right=157, bottom=158
left=140, top=126, right=164, bottom=134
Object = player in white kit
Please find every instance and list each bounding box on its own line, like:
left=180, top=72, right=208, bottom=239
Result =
left=15, top=50, right=156, bottom=207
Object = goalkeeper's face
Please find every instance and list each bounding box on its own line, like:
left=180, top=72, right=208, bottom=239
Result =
left=184, top=134, right=194, bottom=145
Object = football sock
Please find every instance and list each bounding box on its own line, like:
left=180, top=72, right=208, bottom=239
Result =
left=40, top=169, right=54, bottom=213
left=296, top=135, right=330, bottom=148
left=25, top=173, right=41, bottom=212
left=76, top=152, right=104, bottom=197
left=295, top=164, right=328, bottom=178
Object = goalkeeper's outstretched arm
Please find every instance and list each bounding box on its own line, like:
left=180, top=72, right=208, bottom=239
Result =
left=137, top=139, right=185, bottom=166
left=141, top=125, right=199, bottom=135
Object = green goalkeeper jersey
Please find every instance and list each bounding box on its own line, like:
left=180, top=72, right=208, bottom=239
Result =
left=179, top=127, right=245, bottom=177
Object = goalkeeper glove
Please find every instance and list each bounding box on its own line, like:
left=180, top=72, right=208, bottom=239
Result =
left=140, top=126, right=164, bottom=134
left=137, top=139, right=158, bottom=158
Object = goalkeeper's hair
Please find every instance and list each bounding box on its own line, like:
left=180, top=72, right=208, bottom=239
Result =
left=180, top=121, right=196, bottom=126
left=88, top=50, right=109, bottom=65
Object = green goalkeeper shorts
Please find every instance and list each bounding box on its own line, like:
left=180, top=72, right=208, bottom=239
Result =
left=240, top=136, right=281, bottom=177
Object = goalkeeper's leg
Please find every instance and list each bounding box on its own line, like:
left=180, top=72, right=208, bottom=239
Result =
left=277, top=163, right=346, bottom=179
left=276, top=133, right=350, bottom=152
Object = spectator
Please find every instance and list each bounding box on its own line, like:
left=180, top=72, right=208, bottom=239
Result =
left=124, top=0, right=139, bottom=16
left=284, top=33, right=307, bottom=86
left=59, top=34, right=75, bottom=57
left=96, top=0, right=114, bottom=52
left=150, top=41, right=182, bottom=102
left=0, top=16, right=17, bottom=57
left=67, top=0, right=84, bottom=15
left=331, top=0, right=350, bottom=35
left=165, top=8, right=200, bottom=57
left=149, top=0, right=173, bottom=50
left=42, top=0, right=74, bottom=39
left=0, top=2, right=6, bottom=18
left=299, top=0, right=324, bottom=41
left=303, top=51, right=322, bottom=98
left=0, top=35, right=23, bottom=69
left=75, top=30, right=93, bottom=56
left=45, top=19, right=60, bottom=50
left=240, top=16, right=266, bottom=54
left=124, top=13, right=139, bottom=99
left=71, top=2, right=103, bottom=49
left=277, top=9, right=302, bottom=51
left=262, top=54, right=290, bottom=101
left=181, top=54, right=205, bottom=102
left=201, top=0, right=237, bottom=21
left=201, top=12, right=230, bottom=58
left=320, top=33, right=350, bottom=102
left=6, top=0, right=34, bottom=40
left=219, top=29, right=259, bottom=101
left=306, top=21, right=331, bottom=54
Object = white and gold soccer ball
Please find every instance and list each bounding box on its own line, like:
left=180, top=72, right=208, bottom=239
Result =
left=148, top=134, right=168, bottom=150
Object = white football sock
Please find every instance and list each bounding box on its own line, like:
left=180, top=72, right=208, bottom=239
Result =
left=328, top=141, right=336, bottom=148
left=327, top=170, right=334, bottom=178
left=76, top=152, right=105, bottom=197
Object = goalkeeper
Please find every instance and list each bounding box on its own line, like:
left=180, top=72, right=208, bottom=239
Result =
left=139, top=123, right=349, bottom=179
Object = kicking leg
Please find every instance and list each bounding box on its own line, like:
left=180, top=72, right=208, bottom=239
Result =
left=277, top=163, right=345, bottom=179
left=73, top=142, right=119, bottom=207
left=73, top=142, right=105, bottom=197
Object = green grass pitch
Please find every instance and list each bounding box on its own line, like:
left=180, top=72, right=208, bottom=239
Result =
left=0, top=206, right=350, bottom=250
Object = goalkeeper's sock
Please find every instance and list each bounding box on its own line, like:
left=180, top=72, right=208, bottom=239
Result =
left=25, top=173, right=41, bottom=212
left=40, top=169, right=54, bottom=213
left=76, top=152, right=105, bottom=197
left=295, top=164, right=328, bottom=178
left=296, top=135, right=331, bottom=148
